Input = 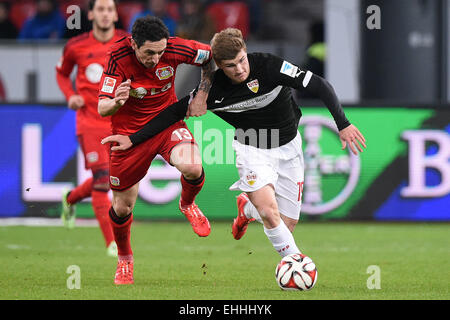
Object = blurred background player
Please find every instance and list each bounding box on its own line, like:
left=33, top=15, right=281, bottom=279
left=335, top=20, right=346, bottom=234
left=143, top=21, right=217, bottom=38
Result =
left=55, top=0, right=128, bottom=257
left=97, top=16, right=214, bottom=285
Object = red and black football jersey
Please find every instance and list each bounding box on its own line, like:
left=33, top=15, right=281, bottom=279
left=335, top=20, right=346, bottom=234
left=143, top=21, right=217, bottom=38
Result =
left=98, top=36, right=211, bottom=135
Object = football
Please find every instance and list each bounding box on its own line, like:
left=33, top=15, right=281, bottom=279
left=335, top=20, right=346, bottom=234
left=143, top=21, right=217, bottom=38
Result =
left=275, top=253, right=318, bottom=291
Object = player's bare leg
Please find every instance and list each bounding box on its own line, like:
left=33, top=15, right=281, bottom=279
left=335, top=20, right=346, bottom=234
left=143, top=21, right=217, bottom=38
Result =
left=170, top=143, right=210, bottom=237
left=246, top=185, right=301, bottom=257
left=109, top=184, right=139, bottom=285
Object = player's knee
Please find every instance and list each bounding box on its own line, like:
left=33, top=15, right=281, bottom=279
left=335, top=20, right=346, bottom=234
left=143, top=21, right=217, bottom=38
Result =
left=112, top=198, right=133, bottom=217
left=179, top=163, right=203, bottom=180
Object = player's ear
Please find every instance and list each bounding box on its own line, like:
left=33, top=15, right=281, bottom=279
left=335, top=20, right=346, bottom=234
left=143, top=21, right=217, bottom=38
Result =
left=130, top=38, right=138, bottom=51
left=87, top=9, right=94, bottom=21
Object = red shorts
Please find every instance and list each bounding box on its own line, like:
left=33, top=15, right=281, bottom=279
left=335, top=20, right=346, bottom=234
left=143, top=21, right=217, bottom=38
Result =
left=77, top=128, right=111, bottom=171
left=109, top=120, right=195, bottom=191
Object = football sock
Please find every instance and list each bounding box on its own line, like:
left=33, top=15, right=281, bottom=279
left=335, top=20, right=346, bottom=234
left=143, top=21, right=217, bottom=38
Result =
left=92, top=190, right=115, bottom=247
left=67, top=177, right=93, bottom=204
left=108, top=207, right=133, bottom=261
left=243, top=200, right=263, bottom=224
left=264, top=220, right=301, bottom=257
left=180, top=168, right=205, bottom=207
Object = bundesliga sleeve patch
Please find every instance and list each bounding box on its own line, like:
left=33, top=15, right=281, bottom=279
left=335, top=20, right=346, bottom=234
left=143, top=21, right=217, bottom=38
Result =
left=194, top=49, right=210, bottom=64
left=101, top=77, right=117, bottom=94
left=280, top=60, right=299, bottom=78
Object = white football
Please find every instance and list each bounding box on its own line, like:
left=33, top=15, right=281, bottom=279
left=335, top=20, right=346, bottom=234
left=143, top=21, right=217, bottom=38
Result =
left=275, top=253, right=318, bottom=291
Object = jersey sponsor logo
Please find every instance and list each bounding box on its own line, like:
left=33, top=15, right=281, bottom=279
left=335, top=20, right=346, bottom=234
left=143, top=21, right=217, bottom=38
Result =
left=85, top=63, right=103, bottom=83
left=246, top=79, right=259, bottom=93
left=110, top=176, right=120, bottom=187
left=129, top=87, right=148, bottom=99
left=280, top=60, right=299, bottom=78
left=101, top=77, right=117, bottom=93
left=155, top=66, right=174, bottom=80
left=212, top=86, right=283, bottom=113
left=150, top=82, right=172, bottom=95
left=194, top=49, right=210, bottom=64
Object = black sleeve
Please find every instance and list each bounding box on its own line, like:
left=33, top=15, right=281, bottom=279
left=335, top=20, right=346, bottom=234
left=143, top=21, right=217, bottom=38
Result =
left=263, top=53, right=350, bottom=131
left=129, top=95, right=190, bottom=146
left=303, top=74, right=350, bottom=131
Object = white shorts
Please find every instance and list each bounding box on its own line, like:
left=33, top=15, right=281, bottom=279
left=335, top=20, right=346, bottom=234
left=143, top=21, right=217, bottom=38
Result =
left=229, top=132, right=305, bottom=220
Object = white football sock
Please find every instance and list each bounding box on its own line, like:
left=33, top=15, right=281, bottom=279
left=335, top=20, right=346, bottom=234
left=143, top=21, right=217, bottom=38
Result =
left=264, top=220, right=301, bottom=257
left=243, top=200, right=263, bottom=223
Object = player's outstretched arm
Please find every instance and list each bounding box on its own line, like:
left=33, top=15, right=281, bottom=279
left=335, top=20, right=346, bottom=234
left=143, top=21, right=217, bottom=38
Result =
left=297, top=73, right=366, bottom=154
left=98, top=79, right=131, bottom=117
left=101, top=95, right=191, bottom=150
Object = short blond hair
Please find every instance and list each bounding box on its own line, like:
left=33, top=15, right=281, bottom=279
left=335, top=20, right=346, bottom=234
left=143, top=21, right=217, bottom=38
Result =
left=210, top=28, right=247, bottom=64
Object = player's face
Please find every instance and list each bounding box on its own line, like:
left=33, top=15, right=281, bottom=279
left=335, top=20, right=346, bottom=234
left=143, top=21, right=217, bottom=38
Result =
left=218, top=49, right=250, bottom=84
left=131, top=38, right=167, bottom=69
left=89, top=0, right=118, bottom=31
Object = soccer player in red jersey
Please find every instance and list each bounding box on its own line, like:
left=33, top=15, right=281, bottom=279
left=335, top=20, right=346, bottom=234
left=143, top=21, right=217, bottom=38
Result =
left=55, top=0, right=128, bottom=257
left=97, top=16, right=214, bottom=284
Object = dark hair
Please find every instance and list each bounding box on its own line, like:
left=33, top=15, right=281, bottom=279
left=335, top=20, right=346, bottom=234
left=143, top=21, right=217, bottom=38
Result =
left=88, top=0, right=118, bottom=11
left=131, top=16, right=170, bottom=48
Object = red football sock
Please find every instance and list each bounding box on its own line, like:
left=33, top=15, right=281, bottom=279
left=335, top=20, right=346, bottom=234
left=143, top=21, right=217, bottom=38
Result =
left=67, top=177, right=93, bottom=204
left=180, top=169, right=205, bottom=207
left=108, top=207, right=133, bottom=259
left=92, top=190, right=114, bottom=247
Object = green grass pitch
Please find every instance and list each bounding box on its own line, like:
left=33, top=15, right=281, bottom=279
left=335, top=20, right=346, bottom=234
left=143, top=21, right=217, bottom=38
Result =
left=0, top=221, right=448, bottom=300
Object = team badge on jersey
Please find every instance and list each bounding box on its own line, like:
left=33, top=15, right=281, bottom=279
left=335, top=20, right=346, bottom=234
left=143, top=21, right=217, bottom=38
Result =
left=110, top=176, right=120, bottom=187
left=155, top=66, right=174, bottom=80
left=194, top=49, right=210, bottom=64
left=130, top=87, right=148, bottom=99
left=246, top=171, right=258, bottom=186
left=101, top=77, right=117, bottom=93
left=246, top=79, right=259, bottom=93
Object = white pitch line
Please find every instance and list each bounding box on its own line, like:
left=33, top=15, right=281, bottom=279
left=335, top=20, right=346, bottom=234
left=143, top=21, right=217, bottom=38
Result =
left=0, top=218, right=99, bottom=227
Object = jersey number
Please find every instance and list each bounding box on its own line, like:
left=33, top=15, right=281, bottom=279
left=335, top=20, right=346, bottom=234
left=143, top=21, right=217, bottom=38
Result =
left=172, top=128, right=192, bottom=140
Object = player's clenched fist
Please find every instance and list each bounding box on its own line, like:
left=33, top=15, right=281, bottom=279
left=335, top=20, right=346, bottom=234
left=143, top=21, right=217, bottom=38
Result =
left=68, top=94, right=85, bottom=110
left=114, top=79, right=131, bottom=106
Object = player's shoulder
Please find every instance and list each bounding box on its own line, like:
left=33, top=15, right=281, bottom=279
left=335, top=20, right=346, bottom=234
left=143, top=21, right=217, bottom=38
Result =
left=248, top=52, right=285, bottom=75
left=107, top=36, right=134, bottom=62
left=114, top=29, right=130, bottom=40
left=64, top=32, right=91, bottom=50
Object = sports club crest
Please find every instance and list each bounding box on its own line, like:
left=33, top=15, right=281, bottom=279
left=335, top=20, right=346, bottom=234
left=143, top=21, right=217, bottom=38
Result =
left=246, top=79, right=259, bottom=93
left=155, top=66, right=174, bottom=80
left=246, top=171, right=257, bottom=186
